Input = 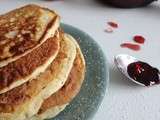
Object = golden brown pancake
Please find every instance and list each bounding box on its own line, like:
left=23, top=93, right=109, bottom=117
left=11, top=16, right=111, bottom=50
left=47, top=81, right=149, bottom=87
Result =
left=0, top=34, right=77, bottom=120
left=0, top=35, right=60, bottom=113
left=0, top=32, right=60, bottom=94
left=0, top=4, right=60, bottom=67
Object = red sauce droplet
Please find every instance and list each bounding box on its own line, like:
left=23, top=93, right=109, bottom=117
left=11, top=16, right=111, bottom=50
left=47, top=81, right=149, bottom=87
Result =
left=107, top=21, right=118, bottom=28
left=120, top=43, right=140, bottom=51
left=133, top=35, right=145, bottom=44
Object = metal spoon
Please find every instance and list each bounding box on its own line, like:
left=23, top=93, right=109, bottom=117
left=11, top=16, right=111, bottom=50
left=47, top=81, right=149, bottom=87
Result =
left=114, top=54, right=160, bottom=86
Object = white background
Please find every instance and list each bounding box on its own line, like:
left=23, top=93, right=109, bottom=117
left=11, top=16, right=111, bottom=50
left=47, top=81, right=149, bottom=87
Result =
left=1, top=0, right=160, bottom=120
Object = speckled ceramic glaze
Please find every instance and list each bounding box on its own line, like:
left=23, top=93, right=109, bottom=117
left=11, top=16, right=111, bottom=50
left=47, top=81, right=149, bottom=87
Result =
left=48, top=23, right=109, bottom=120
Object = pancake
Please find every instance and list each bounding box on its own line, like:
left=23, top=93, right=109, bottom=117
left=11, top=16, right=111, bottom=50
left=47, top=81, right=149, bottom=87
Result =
left=0, top=4, right=60, bottom=67
left=30, top=34, right=86, bottom=120
left=0, top=32, right=60, bottom=94
left=0, top=34, right=76, bottom=120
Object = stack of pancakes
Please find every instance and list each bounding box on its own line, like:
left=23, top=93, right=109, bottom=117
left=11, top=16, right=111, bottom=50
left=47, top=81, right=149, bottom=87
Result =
left=0, top=4, right=85, bottom=120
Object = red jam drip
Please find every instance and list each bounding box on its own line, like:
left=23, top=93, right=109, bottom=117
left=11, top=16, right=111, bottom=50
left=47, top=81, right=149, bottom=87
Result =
left=127, top=61, right=160, bottom=86
left=133, top=35, right=145, bottom=44
left=107, top=21, right=118, bottom=28
left=120, top=43, right=140, bottom=51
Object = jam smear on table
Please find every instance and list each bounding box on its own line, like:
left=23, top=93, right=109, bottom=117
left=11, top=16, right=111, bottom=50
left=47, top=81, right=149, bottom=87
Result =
left=120, top=43, right=140, bottom=51
left=127, top=61, right=160, bottom=86
left=107, top=21, right=118, bottom=28
left=133, top=35, right=145, bottom=44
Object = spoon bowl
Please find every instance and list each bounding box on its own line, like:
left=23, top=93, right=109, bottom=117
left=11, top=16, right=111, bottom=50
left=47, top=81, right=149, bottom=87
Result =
left=115, top=54, right=160, bottom=86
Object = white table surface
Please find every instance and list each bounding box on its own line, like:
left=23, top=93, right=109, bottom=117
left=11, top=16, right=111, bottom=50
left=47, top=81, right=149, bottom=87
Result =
left=1, top=0, right=160, bottom=120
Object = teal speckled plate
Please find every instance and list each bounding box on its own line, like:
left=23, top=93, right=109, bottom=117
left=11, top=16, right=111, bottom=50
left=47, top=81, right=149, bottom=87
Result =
left=49, top=23, right=109, bottom=120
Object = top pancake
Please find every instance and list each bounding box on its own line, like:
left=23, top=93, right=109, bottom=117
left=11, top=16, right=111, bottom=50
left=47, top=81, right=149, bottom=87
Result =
left=0, top=4, right=60, bottom=67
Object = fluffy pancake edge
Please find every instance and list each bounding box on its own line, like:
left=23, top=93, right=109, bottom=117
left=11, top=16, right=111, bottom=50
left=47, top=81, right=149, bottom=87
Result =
left=30, top=33, right=86, bottom=120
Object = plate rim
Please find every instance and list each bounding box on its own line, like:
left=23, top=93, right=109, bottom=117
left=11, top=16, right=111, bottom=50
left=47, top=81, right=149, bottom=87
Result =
left=54, top=23, right=110, bottom=120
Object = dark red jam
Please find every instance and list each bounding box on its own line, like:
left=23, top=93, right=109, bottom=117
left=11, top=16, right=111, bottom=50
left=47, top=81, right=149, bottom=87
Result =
left=127, top=61, right=160, bottom=86
left=107, top=21, right=118, bottom=28
left=133, top=35, right=145, bottom=44
left=120, top=43, right=141, bottom=51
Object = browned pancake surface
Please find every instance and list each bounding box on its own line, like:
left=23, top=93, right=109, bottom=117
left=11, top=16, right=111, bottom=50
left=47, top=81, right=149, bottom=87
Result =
left=0, top=35, right=70, bottom=113
left=0, top=34, right=59, bottom=92
left=0, top=4, right=57, bottom=61
left=39, top=49, right=85, bottom=114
